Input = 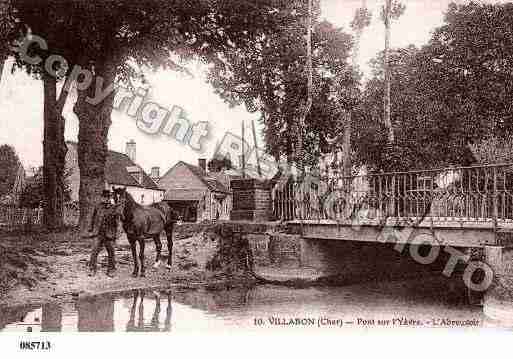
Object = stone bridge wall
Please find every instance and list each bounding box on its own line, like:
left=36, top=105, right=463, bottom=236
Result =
left=245, top=232, right=459, bottom=285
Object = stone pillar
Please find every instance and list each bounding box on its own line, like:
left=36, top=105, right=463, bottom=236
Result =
left=230, top=178, right=274, bottom=221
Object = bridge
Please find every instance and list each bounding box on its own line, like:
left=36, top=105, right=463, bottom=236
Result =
left=228, top=163, right=513, bottom=288
left=272, top=163, right=513, bottom=247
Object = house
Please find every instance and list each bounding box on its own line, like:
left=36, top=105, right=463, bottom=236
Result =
left=158, top=159, right=234, bottom=222
left=65, top=140, right=164, bottom=205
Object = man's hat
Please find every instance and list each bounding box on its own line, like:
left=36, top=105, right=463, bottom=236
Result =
left=101, top=190, right=111, bottom=198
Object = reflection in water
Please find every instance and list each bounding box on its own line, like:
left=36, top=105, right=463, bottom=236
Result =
left=126, top=290, right=172, bottom=332
left=77, top=289, right=173, bottom=332
left=1, top=305, right=62, bottom=333
left=78, top=295, right=115, bottom=332
left=42, top=303, right=62, bottom=332
left=169, top=278, right=488, bottom=330
left=0, top=307, right=42, bottom=332
left=0, top=276, right=511, bottom=332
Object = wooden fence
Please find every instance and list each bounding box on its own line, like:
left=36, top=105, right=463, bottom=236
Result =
left=0, top=203, right=80, bottom=232
left=0, top=206, right=43, bottom=231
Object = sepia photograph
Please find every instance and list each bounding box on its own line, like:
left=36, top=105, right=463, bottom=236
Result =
left=0, top=0, right=512, bottom=356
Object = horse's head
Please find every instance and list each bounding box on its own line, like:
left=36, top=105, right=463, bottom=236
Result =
left=112, top=186, right=124, bottom=204
left=112, top=187, right=129, bottom=221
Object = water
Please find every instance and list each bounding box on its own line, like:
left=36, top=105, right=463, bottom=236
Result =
left=0, top=276, right=510, bottom=332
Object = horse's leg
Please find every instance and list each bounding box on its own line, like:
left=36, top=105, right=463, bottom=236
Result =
left=164, top=292, right=172, bottom=331
left=129, top=237, right=139, bottom=277
left=139, top=239, right=146, bottom=277
left=165, top=225, right=173, bottom=270
left=153, top=234, right=163, bottom=269
left=138, top=290, right=145, bottom=328
left=151, top=291, right=161, bottom=329
left=127, top=290, right=138, bottom=330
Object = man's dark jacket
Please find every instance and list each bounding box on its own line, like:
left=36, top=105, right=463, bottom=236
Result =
left=89, top=203, right=118, bottom=240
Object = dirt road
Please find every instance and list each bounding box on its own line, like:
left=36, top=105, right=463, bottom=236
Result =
left=0, top=224, right=255, bottom=308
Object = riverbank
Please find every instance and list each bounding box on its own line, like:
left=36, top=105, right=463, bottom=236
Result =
left=0, top=223, right=256, bottom=308
left=4, top=222, right=513, bottom=320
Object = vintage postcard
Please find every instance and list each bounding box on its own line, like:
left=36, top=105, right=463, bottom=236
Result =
left=0, top=0, right=513, bottom=356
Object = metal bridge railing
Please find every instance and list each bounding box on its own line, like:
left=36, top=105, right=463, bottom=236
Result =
left=272, top=163, right=513, bottom=224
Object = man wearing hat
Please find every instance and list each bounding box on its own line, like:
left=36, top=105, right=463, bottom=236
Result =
left=86, top=189, right=118, bottom=277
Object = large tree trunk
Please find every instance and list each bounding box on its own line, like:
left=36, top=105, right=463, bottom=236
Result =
left=341, top=111, right=352, bottom=178
left=42, top=74, right=59, bottom=230
left=74, top=60, right=116, bottom=234
left=42, top=74, right=68, bottom=230
left=0, top=57, right=5, bottom=86
left=55, top=116, right=67, bottom=228
left=384, top=0, right=394, bottom=143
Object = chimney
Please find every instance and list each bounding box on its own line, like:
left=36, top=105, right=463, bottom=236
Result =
left=151, top=166, right=160, bottom=183
left=198, top=158, right=207, bottom=172
left=126, top=140, right=136, bottom=162
left=126, top=166, right=143, bottom=184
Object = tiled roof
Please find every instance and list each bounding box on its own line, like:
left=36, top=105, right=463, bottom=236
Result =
left=67, top=142, right=161, bottom=191
left=164, top=189, right=207, bottom=201
left=179, top=162, right=230, bottom=193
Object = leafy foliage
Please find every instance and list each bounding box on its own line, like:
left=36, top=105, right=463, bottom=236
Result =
left=351, top=7, right=372, bottom=32
left=207, top=156, right=232, bottom=173
left=10, top=0, right=301, bottom=85
left=354, top=2, right=513, bottom=172
left=0, top=145, right=22, bottom=197
left=19, top=166, right=71, bottom=208
left=469, top=136, right=513, bottom=165
left=207, top=1, right=359, bottom=166
left=0, top=0, right=16, bottom=80
left=380, top=1, right=406, bottom=23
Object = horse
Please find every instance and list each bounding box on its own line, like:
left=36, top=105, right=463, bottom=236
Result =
left=112, top=187, right=177, bottom=277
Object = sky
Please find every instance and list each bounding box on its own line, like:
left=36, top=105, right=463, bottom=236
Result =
left=0, top=0, right=505, bottom=175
